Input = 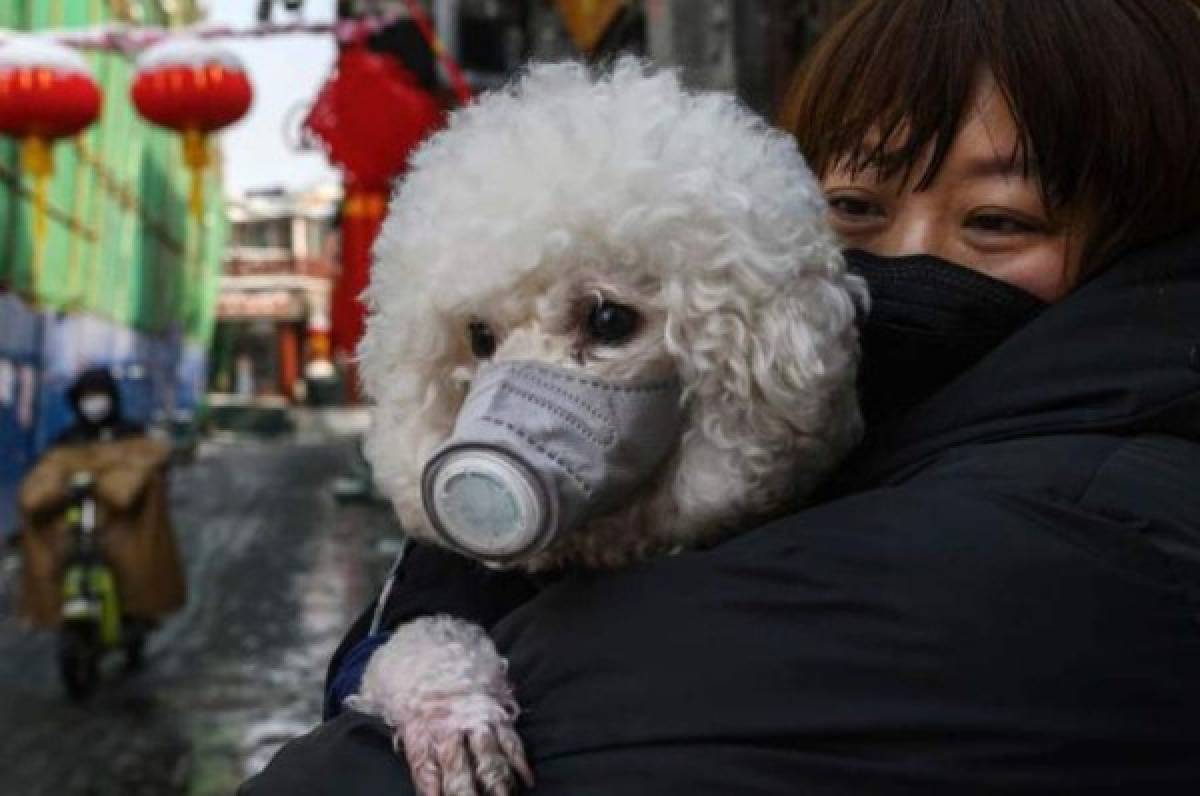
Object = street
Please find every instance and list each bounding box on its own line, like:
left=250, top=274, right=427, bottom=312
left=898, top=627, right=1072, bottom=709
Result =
left=0, top=423, right=400, bottom=795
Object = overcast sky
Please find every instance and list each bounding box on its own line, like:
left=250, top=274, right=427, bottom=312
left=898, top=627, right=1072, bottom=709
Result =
left=203, top=0, right=340, bottom=196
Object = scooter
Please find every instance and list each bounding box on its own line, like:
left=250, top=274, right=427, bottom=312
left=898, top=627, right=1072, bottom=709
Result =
left=57, top=471, right=145, bottom=700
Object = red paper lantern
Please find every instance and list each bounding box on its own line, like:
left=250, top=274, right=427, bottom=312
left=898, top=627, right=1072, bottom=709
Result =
left=131, top=38, right=253, bottom=218
left=0, top=35, right=102, bottom=243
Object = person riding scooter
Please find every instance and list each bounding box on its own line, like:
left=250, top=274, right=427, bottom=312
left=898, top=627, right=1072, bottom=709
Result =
left=16, top=366, right=186, bottom=676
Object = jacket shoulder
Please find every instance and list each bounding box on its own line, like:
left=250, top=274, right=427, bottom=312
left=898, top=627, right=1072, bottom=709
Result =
left=1076, top=434, right=1200, bottom=517
left=894, top=432, right=1200, bottom=534
left=1075, top=435, right=1200, bottom=602
left=839, top=433, right=1200, bottom=623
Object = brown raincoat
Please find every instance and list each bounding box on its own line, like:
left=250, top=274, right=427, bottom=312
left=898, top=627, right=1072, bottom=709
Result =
left=18, top=436, right=186, bottom=627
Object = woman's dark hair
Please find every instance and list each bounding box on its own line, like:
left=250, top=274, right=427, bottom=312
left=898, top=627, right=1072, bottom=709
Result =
left=781, top=0, right=1200, bottom=273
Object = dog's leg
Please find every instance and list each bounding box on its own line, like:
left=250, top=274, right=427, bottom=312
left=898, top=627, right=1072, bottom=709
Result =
left=346, top=615, right=533, bottom=796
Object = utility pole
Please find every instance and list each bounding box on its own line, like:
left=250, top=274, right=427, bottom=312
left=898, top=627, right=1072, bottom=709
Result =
left=645, top=0, right=735, bottom=92
left=434, top=0, right=459, bottom=63
left=646, top=0, right=851, bottom=120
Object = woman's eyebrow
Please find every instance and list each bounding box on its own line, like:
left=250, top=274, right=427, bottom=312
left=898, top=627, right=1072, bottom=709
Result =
left=961, top=154, right=1035, bottom=179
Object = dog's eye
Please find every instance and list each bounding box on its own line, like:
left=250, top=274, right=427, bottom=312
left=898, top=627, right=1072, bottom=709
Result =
left=586, top=301, right=640, bottom=345
left=468, top=321, right=496, bottom=359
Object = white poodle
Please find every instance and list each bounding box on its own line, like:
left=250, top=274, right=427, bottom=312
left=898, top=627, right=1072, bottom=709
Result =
left=348, top=59, right=864, bottom=796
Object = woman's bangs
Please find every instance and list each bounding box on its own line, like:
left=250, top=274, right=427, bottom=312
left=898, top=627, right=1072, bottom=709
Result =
left=786, top=0, right=992, bottom=190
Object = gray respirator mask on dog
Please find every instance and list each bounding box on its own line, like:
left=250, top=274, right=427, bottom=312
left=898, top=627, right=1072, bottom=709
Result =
left=421, top=361, right=684, bottom=565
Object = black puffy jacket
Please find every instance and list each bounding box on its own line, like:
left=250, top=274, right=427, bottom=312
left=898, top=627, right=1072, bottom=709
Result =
left=243, top=231, right=1200, bottom=795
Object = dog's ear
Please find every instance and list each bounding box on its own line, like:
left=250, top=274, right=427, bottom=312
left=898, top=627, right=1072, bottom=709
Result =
left=357, top=304, right=469, bottom=539
left=661, top=254, right=864, bottom=518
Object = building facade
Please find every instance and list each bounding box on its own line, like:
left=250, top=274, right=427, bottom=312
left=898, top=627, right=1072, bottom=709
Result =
left=208, top=185, right=339, bottom=409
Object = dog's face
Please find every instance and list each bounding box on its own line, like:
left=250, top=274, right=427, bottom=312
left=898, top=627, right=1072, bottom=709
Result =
left=453, top=270, right=672, bottom=384
left=360, top=61, right=865, bottom=570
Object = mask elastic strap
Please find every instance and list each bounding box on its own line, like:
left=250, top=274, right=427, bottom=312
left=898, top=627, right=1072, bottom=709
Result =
left=369, top=537, right=410, bottom=636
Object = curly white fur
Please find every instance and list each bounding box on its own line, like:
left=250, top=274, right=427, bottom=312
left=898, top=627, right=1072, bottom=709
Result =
left=360, top=58, right=865, bottom=571
left=353, top=59, right=865, bottom=795
left=348, top=616, right=530, bottom=795
left=349, top=617, right=517, bottom=733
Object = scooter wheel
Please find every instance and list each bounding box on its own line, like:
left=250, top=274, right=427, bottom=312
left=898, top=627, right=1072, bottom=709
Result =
left=59, top=622, right=100, bottom=702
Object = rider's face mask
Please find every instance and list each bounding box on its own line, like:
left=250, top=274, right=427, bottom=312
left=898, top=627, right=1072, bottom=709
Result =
left=846, top=249, right=1048, bottom=427
left=421, top=360, right=684, bottom=565
left=78, top=393, right=113, bottom=424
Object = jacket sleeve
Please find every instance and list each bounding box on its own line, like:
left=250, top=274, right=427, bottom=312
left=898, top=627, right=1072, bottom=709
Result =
left=250, top=542, right=541, bottom=796
left=18, top=448, right=71, bottom=517
left=239, top=712, right=416, bottom=796
left=322, top=542, right=543, bottom=720
left=238, top=543, right=539, bottom=795
left=94, top=438, right=170, bottom=511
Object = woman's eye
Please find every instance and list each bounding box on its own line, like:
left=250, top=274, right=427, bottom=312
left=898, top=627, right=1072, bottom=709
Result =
left=828, top=195, right=885, bottom=221
left=468, top=321, right=496, bottom=359
left=965, top=212, right=1040, bottom=235
left=585, top=301, right=640, bottom=346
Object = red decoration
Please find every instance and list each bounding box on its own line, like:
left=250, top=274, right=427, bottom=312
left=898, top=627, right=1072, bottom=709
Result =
left=0, top=68, right=102, bottom=139
left=305, top=44, right=444, bottom=398
left=0, top=36, right=103, bottom=248
left=131, top=38, right=253, bottom=218
left=131, top=61, right=252, bottom=133
left=304, top=44, right=443, bottom=193
left=330, top=190, right=389, bottom=400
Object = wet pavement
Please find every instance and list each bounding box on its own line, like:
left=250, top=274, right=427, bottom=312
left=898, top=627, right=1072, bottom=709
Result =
left=0, top=417, right=401, bottom=795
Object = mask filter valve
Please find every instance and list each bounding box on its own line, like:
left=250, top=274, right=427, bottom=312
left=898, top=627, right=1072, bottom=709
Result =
left=425, top=449, right=549, bottom=561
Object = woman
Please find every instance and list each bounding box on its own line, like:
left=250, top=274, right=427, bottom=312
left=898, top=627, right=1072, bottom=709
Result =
left=244, top=1, right=1200, bottom=793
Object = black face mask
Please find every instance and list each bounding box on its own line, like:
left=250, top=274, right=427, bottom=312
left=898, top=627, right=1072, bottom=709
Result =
left=846, top=249, right=1048, bottom=428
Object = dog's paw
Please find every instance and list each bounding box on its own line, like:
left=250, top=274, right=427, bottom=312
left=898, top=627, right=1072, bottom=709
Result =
left=394, top=694, right=533, bottom=796
left=347, top=616, right=533, bottom=796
